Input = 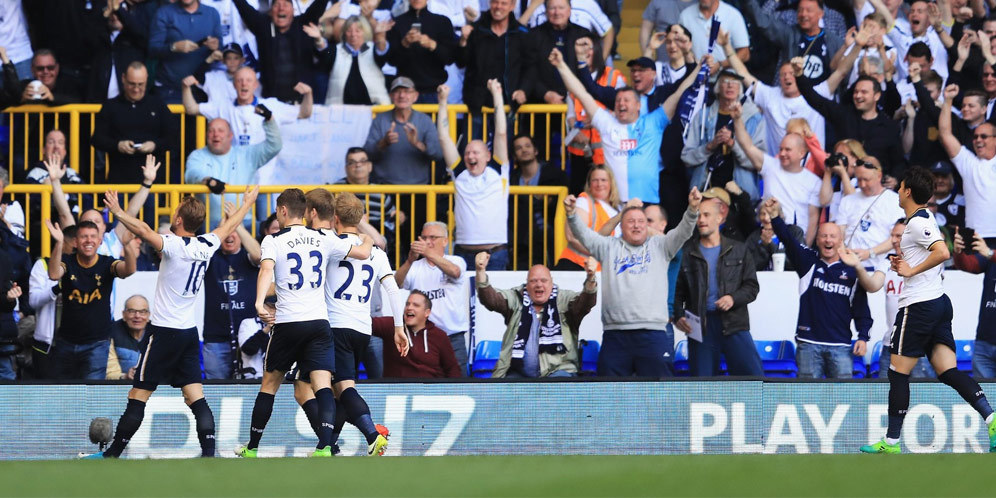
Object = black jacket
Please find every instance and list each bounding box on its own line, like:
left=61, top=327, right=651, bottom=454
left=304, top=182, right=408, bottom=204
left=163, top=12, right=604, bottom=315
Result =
left=24, top=0, right=105, bottom=75
left=386, top=7, right=456, bottom=93
left=0, top=226, right=32, bottom=341
left=521, top=22, right=591, bottom=102
left=457, top=12, right=529, bottom=112
left=91, top=94, right=174, bottom=184
left=673, top=235, right=759, bottom=335
left=797, top=76, right=906, bottom=179
left=234, top=0, right=328, bottom=103
left=86, top=4, right=149, bottom=102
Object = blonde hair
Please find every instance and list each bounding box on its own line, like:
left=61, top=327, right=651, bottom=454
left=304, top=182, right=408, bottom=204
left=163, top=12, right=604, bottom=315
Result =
left=584, top=165, right=621, bottom=209
left=834, top=139, right=868, bottom=159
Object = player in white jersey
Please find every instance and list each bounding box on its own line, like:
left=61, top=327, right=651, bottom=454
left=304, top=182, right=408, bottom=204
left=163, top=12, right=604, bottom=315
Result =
left=80, top=183, right=259, bottom=459
left=862, top=167, right=996, bottom=454
left=291, top=191, right=409, bottom=456
left=237, top=188, right=374, bottom=458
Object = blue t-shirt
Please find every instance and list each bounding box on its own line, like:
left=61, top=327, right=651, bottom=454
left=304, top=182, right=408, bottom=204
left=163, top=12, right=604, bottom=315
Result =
left=592, top=106, right=670, bottom=203
left=701, top=244, right=721, bottom=311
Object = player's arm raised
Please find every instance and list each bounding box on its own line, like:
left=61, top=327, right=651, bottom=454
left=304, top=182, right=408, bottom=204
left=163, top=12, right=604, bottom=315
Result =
left=210, top=185, right=260, bottom=241
left=104, top=189, right=164, bottom=252
left=222, top=201, right=262, bottom=265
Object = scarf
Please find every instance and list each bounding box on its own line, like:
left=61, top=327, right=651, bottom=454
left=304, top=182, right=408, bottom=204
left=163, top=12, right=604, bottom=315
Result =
left=511, top=286, right=565, bottom=370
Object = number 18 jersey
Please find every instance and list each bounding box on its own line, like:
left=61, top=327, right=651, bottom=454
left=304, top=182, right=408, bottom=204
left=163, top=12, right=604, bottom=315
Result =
left=260, top=225, right=352, bottom=324
left=153, top=233, right=222, bottom=329
left=325, top=233, right=394, bottom=333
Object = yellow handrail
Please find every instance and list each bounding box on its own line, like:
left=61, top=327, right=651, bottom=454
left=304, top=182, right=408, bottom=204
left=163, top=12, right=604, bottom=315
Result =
left=6, top=183, right=568, bottom=266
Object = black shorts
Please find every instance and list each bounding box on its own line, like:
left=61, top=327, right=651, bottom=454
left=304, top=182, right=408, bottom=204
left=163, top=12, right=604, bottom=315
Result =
left=265, top=319, right=333, bottom=376
left=332, top=327, right=371, bottom=382
left=133, top=324, right=202, bottom=391
left=891, top=294, right=956, bottom=358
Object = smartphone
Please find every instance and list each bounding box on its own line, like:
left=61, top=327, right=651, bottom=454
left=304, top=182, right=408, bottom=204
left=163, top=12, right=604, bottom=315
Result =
left=411, top=22, right=421, bottom=32
left=962, top=227, right=976, bottom=255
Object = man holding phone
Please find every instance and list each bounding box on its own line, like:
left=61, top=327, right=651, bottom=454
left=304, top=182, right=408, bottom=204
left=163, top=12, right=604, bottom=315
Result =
left=387, top=0, right=456, bottom=101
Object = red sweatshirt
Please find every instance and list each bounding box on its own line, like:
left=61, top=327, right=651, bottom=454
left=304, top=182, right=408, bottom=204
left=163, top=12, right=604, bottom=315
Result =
left=371, top=317, right=462, bottom=378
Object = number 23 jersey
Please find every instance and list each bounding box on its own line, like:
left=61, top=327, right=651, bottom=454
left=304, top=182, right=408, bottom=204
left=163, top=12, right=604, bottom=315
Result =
left=325, top=233, right=394, bottom=334
left=154, top=233, right=222, bottom=329
left=260, top=226, right=353, bottom=324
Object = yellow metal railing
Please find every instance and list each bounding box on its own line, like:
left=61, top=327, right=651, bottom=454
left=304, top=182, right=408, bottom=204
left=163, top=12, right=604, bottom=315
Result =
left=4, top=103, right=568, bottom=186
left=6, top=184, right=568, bottom=269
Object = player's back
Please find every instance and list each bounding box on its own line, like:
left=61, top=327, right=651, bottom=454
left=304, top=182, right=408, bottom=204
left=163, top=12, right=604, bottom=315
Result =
left=325, top=233, right=393, bottom=333
left=898, top=209, right=945, bottom=308
left=262, top=225, right=352, bottom=324
left=153, top=233, right=221, bottom=329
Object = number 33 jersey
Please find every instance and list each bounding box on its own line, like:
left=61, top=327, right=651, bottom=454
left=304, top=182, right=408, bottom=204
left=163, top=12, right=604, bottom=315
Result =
left=325, top=233, right=394, bottom=334
left=260, top=226, right=353, bottom=324
left=154, top=233, right=222, bottom=329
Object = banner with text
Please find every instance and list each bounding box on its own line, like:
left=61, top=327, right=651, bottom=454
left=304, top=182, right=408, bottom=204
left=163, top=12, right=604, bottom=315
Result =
left=1, top=382, right=992, bottom=460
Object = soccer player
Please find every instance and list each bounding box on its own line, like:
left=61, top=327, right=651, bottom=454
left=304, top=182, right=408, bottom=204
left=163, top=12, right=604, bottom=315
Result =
left=293, top=190, right=409, bottom=456
left=236, top=188, right=374, bottom=458
left=78, top=183, right=260, bottom=459
left=861, top=166, right=996, bottom=454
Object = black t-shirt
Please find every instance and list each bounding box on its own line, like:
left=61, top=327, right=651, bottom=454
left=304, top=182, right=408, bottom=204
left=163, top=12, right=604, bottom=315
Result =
left=58, top=254, right=119, bottom=344
left=202, top=248, right=258, bottom=343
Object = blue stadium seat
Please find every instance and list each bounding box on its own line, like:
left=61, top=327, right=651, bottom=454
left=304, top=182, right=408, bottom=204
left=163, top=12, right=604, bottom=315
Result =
left=956, top=340, right=974, bottom=374
left=578, top=340, right=599, bottom=375
left=851, top=340, right=870, bottom=378
left=869, top=341, right=883, bottom=378
left=673, top=340, right=689, bottom=376
left=357, top=362, right=367, bottom=380
left=472, top=340, right=502, bottom=378
left=756, top=340, right=797, bottom=378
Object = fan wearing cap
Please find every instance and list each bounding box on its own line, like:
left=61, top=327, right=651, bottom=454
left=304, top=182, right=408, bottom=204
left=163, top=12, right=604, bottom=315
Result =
left=681, top=69, right=765, bottom=202
left=929, top=160, right=964, bottom=230
left=197, top=43, right=260, bottom=104
left=702, top=184, right=758, bottom=242
left=363, top=76, right=443, bottom=185
left=550, top=47, right=699, bottom=204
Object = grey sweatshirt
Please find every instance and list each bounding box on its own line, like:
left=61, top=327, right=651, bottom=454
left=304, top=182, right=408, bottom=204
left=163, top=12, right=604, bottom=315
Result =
left=568, top=207, right=698, bottom=330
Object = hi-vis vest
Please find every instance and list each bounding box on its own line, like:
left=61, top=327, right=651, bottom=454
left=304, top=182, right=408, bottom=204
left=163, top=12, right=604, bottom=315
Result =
left=567, top=67, right=627, bottom=165
left=559, top=193, right=613, bottom=270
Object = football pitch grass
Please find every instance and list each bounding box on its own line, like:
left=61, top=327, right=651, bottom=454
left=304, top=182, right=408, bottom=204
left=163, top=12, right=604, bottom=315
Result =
left=0, top=454, right=992, bottom=497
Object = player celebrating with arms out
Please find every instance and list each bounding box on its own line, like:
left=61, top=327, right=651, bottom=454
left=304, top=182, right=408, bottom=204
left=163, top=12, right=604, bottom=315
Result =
left=79, top=181, right=260, bottom=459
left=237, top=188, right=374, bottom=458
left=861, top=166, right=996, bottom=454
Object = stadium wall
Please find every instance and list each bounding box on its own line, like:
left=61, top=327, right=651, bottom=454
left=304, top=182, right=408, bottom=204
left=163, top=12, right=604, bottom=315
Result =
left=2, top=381, right=994, bottom=459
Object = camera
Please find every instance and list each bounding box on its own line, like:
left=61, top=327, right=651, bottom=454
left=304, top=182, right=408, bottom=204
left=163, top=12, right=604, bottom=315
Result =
left=825, top=152, right=848, bottom=169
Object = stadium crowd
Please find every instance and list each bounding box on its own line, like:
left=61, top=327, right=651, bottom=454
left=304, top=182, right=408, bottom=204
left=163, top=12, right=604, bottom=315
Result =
left=2, top=0, right=996, bottom=382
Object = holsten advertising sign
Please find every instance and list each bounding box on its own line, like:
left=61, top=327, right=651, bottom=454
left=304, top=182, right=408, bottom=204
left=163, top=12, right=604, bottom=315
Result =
left=1, top=382, right=992, bottom=459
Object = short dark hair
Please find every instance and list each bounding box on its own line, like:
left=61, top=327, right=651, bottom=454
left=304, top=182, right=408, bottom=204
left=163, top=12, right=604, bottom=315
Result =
left=906, top=41, right=933, bottom=61
left=512, top=134, right=535, bottom=147
left=76, top=220, right=99, bottom=233
left=409, top=289, right=432, bottom=310
left=901, top=166, right=935, bottom=204
left=276, top=188, right=307, bottom=219
left=305, top=188, right=335, bottom=221
left=258, top=213, right=278, bottom=242
left=922, top=70, right=943, bottom=89
left=616, top=86, right=640, bottom=100
left=854, top=75, right=881, bottom=94
left=799, top=0, right=824, bottom=9
left=32, top=49, right=56, bottom=64
left=62, top=224, right=78, bottom=240
left=964, top=89, right=988, bottom=107
left=345, top=147, right=367, bottom=161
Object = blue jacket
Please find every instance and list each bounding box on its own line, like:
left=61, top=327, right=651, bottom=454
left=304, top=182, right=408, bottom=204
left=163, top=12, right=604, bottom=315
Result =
left=773, top=217, right=872, bottom=345
left=148, top=2, right=223, bottom=91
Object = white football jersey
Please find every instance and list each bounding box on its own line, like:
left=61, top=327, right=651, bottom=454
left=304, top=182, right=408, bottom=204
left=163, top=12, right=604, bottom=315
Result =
left=153, top=233, right=222, bottom=329
left=325, top=234, right=395, bottom=333
left=260, top=225, right=353, bottom=324
left=898, top=209, right=945, bottom=308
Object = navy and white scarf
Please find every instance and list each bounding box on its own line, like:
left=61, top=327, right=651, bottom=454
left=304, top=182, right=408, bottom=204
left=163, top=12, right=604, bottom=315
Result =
left=511, top=286, right=565, bottom=368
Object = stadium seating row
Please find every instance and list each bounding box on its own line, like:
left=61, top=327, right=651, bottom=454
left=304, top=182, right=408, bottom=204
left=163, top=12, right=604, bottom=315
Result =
left=468, top=339, right=980, bottom=379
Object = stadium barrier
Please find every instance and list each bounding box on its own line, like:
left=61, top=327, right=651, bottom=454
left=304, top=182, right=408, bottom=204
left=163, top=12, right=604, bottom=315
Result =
left=2, top=381, right=993, bottom=459
left=2, top=103, right=568, bottom=186
left=3, top=183, right=569, bottom=269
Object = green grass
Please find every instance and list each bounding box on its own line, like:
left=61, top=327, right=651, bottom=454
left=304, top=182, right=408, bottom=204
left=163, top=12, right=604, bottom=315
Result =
left=1, top=454, right=993, bottom=497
